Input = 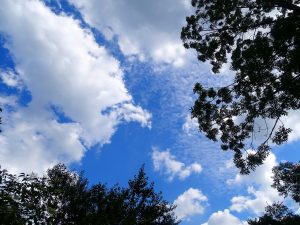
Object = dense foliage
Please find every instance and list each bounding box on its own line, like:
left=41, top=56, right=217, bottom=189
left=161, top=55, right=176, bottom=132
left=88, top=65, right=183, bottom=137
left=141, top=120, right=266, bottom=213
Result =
left=248, top=203, right=300, bottom=225
left=181, top=0, right=300, bottom=223
left=272, top=161, right=300, bottom=203
left=0, top=164, right=178, bottom=225
left=182, top=0, right=300, bottom=174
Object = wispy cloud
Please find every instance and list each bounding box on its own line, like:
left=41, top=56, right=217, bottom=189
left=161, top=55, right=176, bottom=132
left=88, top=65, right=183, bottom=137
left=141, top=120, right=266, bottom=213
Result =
left=182, top=114, right=198, bottom=135
left=124, top=58, right=235, bottom=188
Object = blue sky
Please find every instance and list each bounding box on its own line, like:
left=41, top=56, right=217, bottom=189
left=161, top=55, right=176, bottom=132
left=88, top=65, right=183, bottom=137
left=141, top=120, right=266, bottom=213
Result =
left=0, top=1, right=300, bottom=224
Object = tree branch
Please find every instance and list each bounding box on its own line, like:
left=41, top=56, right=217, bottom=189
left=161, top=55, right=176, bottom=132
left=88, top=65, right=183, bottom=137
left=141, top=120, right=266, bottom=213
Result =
left=274, top=0, right=300, bottom=14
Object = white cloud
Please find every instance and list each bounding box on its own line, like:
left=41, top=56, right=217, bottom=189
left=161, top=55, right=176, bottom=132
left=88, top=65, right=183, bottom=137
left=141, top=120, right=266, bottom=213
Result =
left=0, top=0, right=150, bottom=173
left=227, top=152, right=276, bottom=187
left=0, top=108, right=84, bottom=173
left=152, top=148, right=202, bottom=181
left=173, top=188, right=208, bottom=220
left=69, top=0, right=192, bottom=67
left=202, top=209, right=247, bottom=225
left=0, top=70, right=21, bottom=87
left=282, top=110, right=300, bottom=143
left=182, top=114, right=198, bottom=135
left=227, top=152, right=283, bottom=215
left=232, top=108, right=300, bottom=148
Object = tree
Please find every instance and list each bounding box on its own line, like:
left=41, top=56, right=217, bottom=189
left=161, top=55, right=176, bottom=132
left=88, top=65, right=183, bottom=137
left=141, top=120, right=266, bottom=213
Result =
left=272, top=161, right=300, bottom=203
left=43, top=164, right=90, bottom=224
left=0, top=165, right=179, bottom=225
left=0, top=164, right=89, bottom=225
left=248, top=202, right=300, bottom=225
left=0, top=167, right=24, bottom=225
left=88, top=166, right=178, bottom=225
left=181, top=0, right=300, bottom=174
left=181, top=0, right=300, bottom=222
left=125, top=167, right=177, bottom=224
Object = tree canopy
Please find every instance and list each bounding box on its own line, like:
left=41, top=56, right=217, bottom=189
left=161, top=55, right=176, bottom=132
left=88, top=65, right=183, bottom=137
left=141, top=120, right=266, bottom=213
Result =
left=181, top=0, right=300, bottom=223
left=247, top=203, right=300, bottom=225
left=0, top=164, right=179, bottom=225
left=181, top=0, right=300, bottom=174
left=272, top=161, right=300, bottom=203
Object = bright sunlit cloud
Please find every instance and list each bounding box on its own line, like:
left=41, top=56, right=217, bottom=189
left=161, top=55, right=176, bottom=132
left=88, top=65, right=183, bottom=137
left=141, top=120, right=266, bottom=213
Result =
left=69, top=0, right=193, bottom=67
left=227, top=152, right=282, bottom=215
left=0, top=1, right=299, bottom=225
left=152, top=148, right=202, bottom=181
left=0, top=0, right=150, bottom=173
left=174, top=188, right=208, bottom=220
left=201, top=209, right=247, bottom=225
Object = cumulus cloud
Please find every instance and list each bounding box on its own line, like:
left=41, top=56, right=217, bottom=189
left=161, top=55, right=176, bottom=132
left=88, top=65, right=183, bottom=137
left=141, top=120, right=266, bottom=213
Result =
left=227, top=152, right=282, bottom=215
left=152, top=148, right=202, bottom=181
left=0, top=0, right=150, bottom=173
left=0, top=108, right=84, bottom=173
left=173, top=188, right=208, bottom=220
left=69, top=0, right=193, bottom=67
left=201, top=209, right=247, bottom=225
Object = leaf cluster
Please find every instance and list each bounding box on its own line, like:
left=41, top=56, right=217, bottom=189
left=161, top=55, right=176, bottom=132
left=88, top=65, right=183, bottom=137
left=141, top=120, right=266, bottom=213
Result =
left=272, top=161, right=300, bottom=203
left=182, top=0, right=300, bottom=174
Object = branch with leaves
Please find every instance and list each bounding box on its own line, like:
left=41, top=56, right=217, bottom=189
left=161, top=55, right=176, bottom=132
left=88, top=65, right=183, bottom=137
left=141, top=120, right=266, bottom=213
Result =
left=182, top=0, right=300, bottom=174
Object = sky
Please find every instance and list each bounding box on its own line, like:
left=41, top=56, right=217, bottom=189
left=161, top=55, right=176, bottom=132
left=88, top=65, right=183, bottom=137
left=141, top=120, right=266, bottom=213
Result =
left=0, top=1, right=300, bottom=224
